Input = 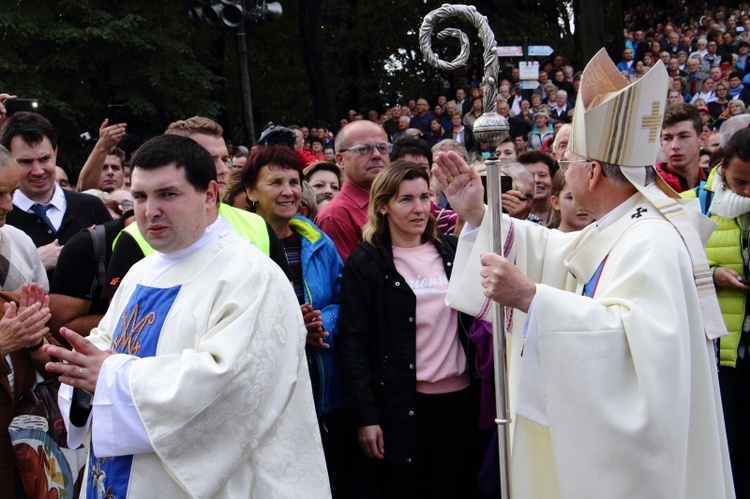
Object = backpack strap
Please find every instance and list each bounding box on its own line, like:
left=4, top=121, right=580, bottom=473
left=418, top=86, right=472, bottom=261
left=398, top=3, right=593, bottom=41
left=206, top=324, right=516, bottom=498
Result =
left=694, top=180, right=713, bottom=216
left=87, top=225, right=107, bottom=300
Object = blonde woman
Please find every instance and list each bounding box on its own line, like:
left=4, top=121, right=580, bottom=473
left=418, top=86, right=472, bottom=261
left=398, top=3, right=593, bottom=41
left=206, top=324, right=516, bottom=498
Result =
left=729, top=99, right=747, bottom=117
left=338, top=160, right=474, bottom=498
left=527, top=108, right=554, bottom=150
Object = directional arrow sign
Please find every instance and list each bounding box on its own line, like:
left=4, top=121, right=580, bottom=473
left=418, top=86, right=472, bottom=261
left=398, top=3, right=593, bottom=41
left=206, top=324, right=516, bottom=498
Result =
left=497, top=46, right=524, bottom=57
left=528, top=45, right=554, bottom=57
left=520, top=80, right=540, bottom=90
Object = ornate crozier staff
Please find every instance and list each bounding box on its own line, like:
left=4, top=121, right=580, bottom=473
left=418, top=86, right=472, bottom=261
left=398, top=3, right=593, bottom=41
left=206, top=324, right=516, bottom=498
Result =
left=420, top=5, right=511, bottom=498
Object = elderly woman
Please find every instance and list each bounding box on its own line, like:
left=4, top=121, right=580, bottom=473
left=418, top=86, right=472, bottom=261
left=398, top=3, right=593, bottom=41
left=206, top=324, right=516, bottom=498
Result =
left=729, top=99, right=747, bottom=117
left=463, top=96, right=484, bottom=129
left=693, top=37, right=709, bottom=58
left=338, top=160, right=474, bottom=498
left=240, top=145, right=345, bottom=495
left=527, top=108, right=554, bottom=150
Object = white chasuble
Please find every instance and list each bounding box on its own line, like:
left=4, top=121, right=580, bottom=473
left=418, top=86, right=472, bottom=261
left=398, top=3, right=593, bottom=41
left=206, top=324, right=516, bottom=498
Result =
left=448, top=194, right=733, bottom=499
left=67, top=232, right=330, bottom=498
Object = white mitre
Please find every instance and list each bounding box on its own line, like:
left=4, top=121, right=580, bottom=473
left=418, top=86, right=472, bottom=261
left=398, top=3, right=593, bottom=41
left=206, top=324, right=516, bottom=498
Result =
left=570, top=48, right=726, bottom=340
left=570, top=49, right=669, bottom=168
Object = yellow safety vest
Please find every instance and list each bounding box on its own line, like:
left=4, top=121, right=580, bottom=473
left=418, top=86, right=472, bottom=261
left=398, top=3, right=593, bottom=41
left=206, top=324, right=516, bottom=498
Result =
left=114, top=204, right=271, bottom=257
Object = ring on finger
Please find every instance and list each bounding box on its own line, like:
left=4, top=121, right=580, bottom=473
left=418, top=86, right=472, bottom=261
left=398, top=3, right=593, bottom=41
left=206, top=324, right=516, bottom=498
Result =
left=77, top=367, right=83, bottom=378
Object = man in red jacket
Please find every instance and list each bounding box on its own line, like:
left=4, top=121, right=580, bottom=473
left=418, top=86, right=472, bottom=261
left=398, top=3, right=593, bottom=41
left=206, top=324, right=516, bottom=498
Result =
left=655, top=103, right=706, bottom=193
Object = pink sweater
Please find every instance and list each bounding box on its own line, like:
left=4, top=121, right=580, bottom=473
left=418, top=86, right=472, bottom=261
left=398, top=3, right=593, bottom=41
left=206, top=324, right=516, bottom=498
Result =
left=392, top=243, right=469, bottom=394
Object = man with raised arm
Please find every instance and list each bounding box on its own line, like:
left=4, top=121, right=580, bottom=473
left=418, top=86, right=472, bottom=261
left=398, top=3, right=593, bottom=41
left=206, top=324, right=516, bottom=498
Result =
left=434, top=50, right=733, bottom=499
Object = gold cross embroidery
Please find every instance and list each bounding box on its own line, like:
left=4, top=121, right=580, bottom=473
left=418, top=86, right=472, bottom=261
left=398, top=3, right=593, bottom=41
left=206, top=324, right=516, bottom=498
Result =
left=641, top=101, right=661, bottom=143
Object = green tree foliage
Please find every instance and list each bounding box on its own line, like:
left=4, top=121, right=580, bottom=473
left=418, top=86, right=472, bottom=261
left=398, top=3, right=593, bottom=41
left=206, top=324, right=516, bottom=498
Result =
left=290, top=0, right=576, bottom=127
left=1, top=0, right=598, bottom=154
left=0, top=0, right=223, bottom=170
left=225, top=0, right=581, bottom=138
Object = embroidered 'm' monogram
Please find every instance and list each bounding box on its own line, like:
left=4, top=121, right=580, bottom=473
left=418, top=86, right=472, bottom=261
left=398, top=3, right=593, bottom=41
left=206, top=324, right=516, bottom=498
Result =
left=112, top=304, right=157, bottom=355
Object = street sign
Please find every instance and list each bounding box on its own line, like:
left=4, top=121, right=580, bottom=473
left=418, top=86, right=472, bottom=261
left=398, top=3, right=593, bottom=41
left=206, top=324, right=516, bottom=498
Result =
left=520, top=80, right=540, bottom=90
left=528, top=45, right=554, bottom=57
left=519, top=61, right=540, bottom=80
left=497, top=46, right=523, bottom=57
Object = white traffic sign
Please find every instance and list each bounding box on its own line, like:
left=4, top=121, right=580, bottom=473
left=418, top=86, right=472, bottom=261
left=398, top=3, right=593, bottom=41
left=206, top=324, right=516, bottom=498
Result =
left=519, top=61, right=540, bottom=80
left=520, top=80, right=540, bottom=90
left=528, top=45, right=554, bottom=57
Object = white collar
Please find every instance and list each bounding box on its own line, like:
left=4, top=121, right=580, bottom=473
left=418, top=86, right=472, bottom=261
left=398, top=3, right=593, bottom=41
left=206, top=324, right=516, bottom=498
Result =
left=142, top=215, right=234, bottom=285
left=595, top=193, right=641, bottom=230
left=13, top=183, right=66, bottom=212
left=155, top=215, right=232, bottom=263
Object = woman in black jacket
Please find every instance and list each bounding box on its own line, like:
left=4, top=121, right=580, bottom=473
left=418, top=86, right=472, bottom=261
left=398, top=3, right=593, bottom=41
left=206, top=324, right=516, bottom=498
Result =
left=338, top=160, right=474, bottom=499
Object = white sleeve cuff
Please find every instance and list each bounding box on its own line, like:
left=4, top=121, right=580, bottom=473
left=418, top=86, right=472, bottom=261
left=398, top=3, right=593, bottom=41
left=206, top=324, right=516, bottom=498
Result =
left=59, top=383, right=91, bottom=449
left=91, top=354, right=154, bottom=457
left=460, top=222, right=481, bottom=241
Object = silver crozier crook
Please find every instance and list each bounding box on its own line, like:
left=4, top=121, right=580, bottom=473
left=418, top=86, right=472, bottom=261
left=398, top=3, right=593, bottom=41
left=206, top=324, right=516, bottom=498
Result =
left=420, top=5, right=511, bottom=498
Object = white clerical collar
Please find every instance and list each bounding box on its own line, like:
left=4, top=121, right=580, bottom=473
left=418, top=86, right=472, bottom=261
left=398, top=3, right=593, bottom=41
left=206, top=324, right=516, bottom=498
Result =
left=143, top=215, right=234, bottom=285
left=156, top=215, right=233, bottom=262
left=595, top=193, right=641, bottom=231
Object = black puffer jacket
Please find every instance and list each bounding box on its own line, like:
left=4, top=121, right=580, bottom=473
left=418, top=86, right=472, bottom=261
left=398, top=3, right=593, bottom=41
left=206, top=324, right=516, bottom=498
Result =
left=338, top=232, right=472, bottom=465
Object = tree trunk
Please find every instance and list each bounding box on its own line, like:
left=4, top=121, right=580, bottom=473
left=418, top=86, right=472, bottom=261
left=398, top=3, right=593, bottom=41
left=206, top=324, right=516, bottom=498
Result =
left=574, top=0, right=624, bottom=67
left=298, top=0, right=332, bottom=125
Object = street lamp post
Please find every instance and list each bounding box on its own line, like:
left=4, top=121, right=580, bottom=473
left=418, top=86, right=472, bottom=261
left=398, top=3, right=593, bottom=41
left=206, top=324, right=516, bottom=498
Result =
left=236, top=15, right=256, bottom=145
left=187, top=0, right=283, bottom=145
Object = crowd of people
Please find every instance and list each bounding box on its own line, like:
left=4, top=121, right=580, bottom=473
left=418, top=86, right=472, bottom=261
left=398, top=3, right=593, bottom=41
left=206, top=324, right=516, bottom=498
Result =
left=0, top=3, right=749, bottom=498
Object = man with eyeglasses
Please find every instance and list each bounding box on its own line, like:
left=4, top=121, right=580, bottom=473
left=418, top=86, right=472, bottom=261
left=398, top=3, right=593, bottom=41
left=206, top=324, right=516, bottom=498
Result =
left=316, top=120, right=391, bottom=262
left=435, top=51, right=733, bottom=498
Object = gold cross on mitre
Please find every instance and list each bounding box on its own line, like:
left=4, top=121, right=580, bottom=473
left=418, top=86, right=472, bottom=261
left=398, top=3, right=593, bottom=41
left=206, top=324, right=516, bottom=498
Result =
left=641, top=101, right=661, bottom=143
